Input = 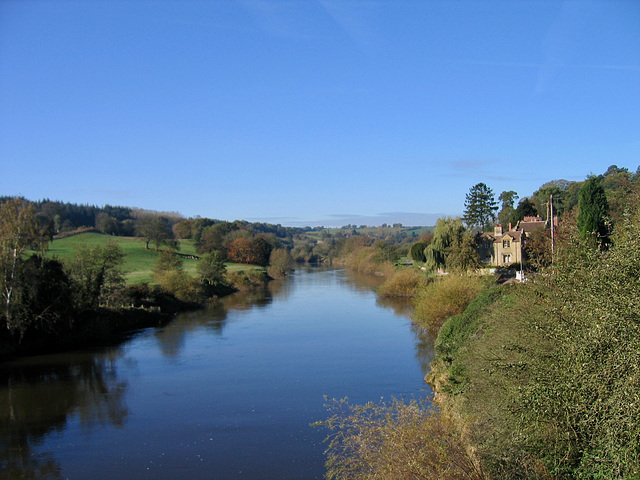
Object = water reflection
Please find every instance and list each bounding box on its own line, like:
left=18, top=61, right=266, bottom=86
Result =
left=153, top=276, right=294, bottom=358
left=341, top=269, right=434, bottom=377
left=341, top=269, right=387, bottom=293
left=0, top=351, right=128, bottom=479
left=0, top=268, right=437, bottom=479
left=411, top=324, right=435, bottom=377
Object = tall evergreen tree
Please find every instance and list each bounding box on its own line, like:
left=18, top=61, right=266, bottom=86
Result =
left=463, top=183, right=498, bottom=231
left=513, top=198, right=538, bottom=223
left=577, top=176, right=610, bottom=248
left=498, top=190, right=519, bottom=227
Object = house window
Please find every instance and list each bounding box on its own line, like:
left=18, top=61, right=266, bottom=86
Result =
left=503, top=254, right=511, bottom=263
left=503, top=240, right=510, bottom=248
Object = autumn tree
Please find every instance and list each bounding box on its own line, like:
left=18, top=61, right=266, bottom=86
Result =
left=172, top=219, right=197, bottom=239
left=227, top=238, right=254, bottom=264
left=463, top=183, right=498, bottom=231
left=523, top=228, right=552, bottom=269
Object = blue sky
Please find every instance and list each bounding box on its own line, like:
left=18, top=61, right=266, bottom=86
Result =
left=1, top=0, right=638, bottom=227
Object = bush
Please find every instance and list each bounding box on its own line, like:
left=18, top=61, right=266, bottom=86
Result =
left=342, top=246, right=396, bottom=277
left=155, top=270, right=202, bottom=303
left=519, top=210, right=640, bottom=478
left=315, top=396, right=484, bottom=480
left=377, top=269, right=428, bottom=297
left=412, top=275, right=484, bottom=335
left=267, top=248, right=293, bottom=279
left=426, top=209, right=640, bottom=479
left=227, top=269, right=269, bottom=289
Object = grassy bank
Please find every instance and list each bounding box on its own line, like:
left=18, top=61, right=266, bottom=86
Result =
left=426, top=212, right=640, bottom=478
left=43, top=232, right=264, bottom=284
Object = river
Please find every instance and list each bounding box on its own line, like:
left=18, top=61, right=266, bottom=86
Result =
left=0, top=267, right=434, bottom=479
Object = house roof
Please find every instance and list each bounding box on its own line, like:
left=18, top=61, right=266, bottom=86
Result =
left=517, top=220, right=546, bottom=234
left=496, top=230, right=523, bottom=242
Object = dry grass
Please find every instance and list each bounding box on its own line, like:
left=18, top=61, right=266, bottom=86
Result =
left=316, top=396, right=486, bottom=480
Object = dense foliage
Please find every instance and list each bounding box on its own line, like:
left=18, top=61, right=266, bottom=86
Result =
left=577, top=175, right=610, bottom=248
left=427, top=206, right=640, bottom=479
left=321, top=165, right=640, bottom=479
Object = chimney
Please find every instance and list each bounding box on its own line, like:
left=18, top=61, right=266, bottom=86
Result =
left=508, top=222, right=512, bottom=231
left=494, top=224, right=503, bottom=236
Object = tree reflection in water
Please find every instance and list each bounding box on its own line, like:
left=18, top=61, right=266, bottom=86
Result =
left=0, top=350, right=128, bottom=479
left=153, top=276, right=294, bottom=358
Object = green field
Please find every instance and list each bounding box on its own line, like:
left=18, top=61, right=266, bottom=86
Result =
left=43, top=232, right=261, bottom=284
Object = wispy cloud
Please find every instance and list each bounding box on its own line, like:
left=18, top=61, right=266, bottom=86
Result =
left=453, top=60, right=640, bottom=72
left=238, top=0, right=328, bottom=40
left=318, top=0, right=384, bottom=55
left=450, top=159, right=496, bottom=171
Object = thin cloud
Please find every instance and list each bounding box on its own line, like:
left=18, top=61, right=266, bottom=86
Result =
left=453, top=60, right=640, bottom=71
left=239, top=0, right=328, bottom=41
left=318, top=0, right=384, bottom=55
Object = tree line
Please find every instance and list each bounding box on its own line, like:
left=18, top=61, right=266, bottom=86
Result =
left=408, top=164, right=640, bottom=272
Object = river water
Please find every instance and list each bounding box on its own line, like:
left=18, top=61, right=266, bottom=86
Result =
left=0, top=267, right=433, bottom=479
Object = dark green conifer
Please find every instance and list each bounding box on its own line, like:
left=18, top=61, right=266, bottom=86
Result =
left=577, top=176, right=610, bottom=248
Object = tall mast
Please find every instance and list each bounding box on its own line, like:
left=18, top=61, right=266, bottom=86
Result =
left=550, top=194, right=555, bottom=259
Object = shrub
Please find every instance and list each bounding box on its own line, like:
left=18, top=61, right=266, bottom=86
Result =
left=343, top=246, right=396, bottom=277
left=377, top=268, right=428, bottom=297
left=227, top=269, right=268, bottom=289
left=155, top=269, right=202, bottom=303
left=412, top=274, right=484, bottom=335
left=315, top=396, right=484, bottom=480
left=267, top=248, right=293, bottom=279
left=519, top=210, right=640, bottom=478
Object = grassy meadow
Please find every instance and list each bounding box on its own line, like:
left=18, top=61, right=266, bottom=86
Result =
left=43, top=232, right=262, bottom=284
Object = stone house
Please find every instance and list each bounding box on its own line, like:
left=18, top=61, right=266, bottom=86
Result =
left=478, top=216, right=547, bottom=267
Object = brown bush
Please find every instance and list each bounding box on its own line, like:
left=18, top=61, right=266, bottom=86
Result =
left=316, top=396, right=485, bottom=480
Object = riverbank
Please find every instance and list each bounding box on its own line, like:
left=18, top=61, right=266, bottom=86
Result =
left=424, top=212, right=640, bottom=479
left=0, top=303, right=194, bottom=360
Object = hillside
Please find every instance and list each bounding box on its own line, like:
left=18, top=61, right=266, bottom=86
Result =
left=43, top=232, right=260, bottom=284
